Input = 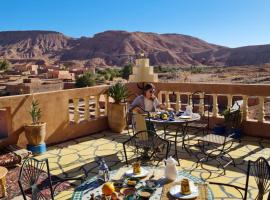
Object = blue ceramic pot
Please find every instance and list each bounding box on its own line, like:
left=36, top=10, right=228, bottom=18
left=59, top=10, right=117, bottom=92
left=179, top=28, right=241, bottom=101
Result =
left=213, top=124, right=225, bottom=135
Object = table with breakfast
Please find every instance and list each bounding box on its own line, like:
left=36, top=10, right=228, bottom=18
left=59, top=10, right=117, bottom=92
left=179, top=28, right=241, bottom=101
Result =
left=146, top=108, right=201, bottom=164
left=72, top=161, right=213, bottom=200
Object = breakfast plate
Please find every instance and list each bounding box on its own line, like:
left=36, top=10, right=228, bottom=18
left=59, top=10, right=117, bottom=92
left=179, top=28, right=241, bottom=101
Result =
left=125, top=168, right=149, bottom=178
left=179, top=115, right=192, bottom=119
left=169, top=181, right=198, bottom=199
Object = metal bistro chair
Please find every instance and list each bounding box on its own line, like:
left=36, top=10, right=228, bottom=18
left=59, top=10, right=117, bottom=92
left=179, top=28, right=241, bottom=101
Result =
left=126, top=105, right=157, bottom=137
left=188, top=91, right=210, bottom=135
left=196, top=106, right=242, bottom=175
left=18, top=158, right=83, bottom=200
left=123, top=130, right=170, bottom=166
left=210, top=157, right=270, bottom=200
left=125, top=93, right=139, bottom=137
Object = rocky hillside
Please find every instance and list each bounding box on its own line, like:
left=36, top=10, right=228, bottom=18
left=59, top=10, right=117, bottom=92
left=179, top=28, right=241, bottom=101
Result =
left=0, top=30, right=270, bottom=67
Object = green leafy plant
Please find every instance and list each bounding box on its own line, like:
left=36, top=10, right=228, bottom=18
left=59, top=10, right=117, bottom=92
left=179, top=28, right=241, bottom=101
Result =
left=121, top=64, right=132, bottom=80
left=221, top=108, right=231, bottom=122
left=189, top=66, right=203, bottom=74
left=108, top=82, right=129, bottom=103
left=0, top=59, right=11, bottom=71
left=75, top=72, right=96, bottom=88
left=29, top=99, right=41, bottom=124
left=221, top=108, right=243, bottom=128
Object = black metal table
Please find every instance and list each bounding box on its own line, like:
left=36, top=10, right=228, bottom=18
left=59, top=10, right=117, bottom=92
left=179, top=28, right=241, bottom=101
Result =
left=147, top=114, right=201, bottom=165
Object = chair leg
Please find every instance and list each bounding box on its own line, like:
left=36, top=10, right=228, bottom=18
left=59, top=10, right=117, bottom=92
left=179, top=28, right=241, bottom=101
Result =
left=223, top=152, right=236, bottom=167
left=123, top=144, right=129, bottom=166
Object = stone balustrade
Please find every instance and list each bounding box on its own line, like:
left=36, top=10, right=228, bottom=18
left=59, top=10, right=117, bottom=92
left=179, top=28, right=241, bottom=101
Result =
left=0, top=85, right=109, bottom=147
left=0, top=82, right=270, bottom=148
left=126, top=82, right=270, bottom=138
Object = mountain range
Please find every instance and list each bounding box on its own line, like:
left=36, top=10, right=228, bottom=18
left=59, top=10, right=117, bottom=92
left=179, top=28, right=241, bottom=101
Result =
left=0, top=30, right=270, bottom=67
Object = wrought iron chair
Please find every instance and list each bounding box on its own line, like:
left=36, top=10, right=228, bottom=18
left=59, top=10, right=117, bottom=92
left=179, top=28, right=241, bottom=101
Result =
left=126, top=105, right=157, bottom=137
left=18, top=157, right=83, bottom=200
left=188, top=91, right=210, bottom=135
left=196, top=106, right=242, bottom=174
left=125, top=93, right=139, bottom=137
left=123, top=130, right=170, bottom=166
left=210, top=157, right=270, bottom=200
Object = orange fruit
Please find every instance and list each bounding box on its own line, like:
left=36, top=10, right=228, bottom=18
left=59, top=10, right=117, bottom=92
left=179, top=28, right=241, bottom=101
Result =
left=102, top=182, right=115, bottom=196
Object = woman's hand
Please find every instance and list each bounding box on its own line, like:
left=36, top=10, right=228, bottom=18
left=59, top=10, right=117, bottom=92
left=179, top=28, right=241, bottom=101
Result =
left=158, top=104, right=166, bottom=110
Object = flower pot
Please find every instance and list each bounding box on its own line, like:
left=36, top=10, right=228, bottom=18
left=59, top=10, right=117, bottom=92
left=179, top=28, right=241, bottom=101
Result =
left=24, top=122, right=46, bottom=146
left=108, top=103, right=127, bottom=133
left=231, top=128, right=241, bottom=139
left=213, top=124, right=225, bottom=135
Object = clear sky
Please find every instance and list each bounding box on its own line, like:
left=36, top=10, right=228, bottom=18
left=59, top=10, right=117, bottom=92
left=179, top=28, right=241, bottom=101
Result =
left=1, top=0, right=270, bottom=48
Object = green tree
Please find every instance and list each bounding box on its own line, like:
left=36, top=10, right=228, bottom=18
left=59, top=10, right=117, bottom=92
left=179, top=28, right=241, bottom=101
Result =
left=75, top=72, right=96, bottom=88
left=121, top=64, right=132, bottom=80
left=0, top=59, right=11, bottom=71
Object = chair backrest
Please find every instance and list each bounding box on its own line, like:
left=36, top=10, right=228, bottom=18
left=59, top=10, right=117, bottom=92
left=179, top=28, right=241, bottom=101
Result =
left=189, top=91, right=210, bottom=128
left=244, top=157, right=270, bottom=200
left=18, top=158, right=54, bottom=200
left=224, top=106, right=242, bottom=136
left=127, top=105, right=155, bottom=136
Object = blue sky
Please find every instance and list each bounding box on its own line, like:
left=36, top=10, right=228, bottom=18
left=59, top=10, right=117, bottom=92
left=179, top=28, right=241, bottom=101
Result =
left=1, top=0, right=270, bottom=47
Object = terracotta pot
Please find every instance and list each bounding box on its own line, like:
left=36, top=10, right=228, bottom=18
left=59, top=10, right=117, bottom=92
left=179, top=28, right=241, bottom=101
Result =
left=24, top=122, right=46, bottom=146
left=108, top=103, right=127, bottom=133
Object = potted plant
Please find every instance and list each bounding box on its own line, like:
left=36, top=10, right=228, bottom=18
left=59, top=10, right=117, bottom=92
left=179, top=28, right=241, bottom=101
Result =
left=108, top=82, right=129, bottom=133
left=24, top=98, right=46, bottom=152
left=214, top=108, right=243, bottom=139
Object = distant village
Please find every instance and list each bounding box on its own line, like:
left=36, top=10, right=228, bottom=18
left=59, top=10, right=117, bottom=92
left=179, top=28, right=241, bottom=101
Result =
left=0, top=62, right=102, bottom=96
left=0, top=57, right=135, bottom=97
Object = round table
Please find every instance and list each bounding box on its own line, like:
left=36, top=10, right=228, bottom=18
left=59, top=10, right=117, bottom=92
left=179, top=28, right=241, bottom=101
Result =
left=72, top=167, right=213, bottom=200
left=0, top=166, right=8, bottom=198
left=147, top=114, right=201, bottom=165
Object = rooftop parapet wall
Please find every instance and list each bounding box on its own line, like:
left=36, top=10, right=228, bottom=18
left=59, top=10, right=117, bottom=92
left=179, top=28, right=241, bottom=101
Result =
left=126, top=82, right=270, bottom=138
left=1, top=82, right=270, bottom=148
left=0, top=85, right=109, bottom=147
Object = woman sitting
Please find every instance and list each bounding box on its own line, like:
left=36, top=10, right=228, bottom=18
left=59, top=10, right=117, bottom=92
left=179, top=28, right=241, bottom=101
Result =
left=129, top=83, right=165, bottom=113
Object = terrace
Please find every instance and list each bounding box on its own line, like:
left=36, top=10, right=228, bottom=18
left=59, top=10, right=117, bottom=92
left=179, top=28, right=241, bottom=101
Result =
left=1, top=59, right=270, bottom=199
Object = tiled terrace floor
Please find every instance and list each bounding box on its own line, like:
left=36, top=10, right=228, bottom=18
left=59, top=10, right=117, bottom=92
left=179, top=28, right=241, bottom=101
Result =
left=33, top=129, right=270, bottom=200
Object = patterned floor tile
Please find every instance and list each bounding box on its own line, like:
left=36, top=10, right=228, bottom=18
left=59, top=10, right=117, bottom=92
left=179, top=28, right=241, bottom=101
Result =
left=31, top=129, right=270, bottom=200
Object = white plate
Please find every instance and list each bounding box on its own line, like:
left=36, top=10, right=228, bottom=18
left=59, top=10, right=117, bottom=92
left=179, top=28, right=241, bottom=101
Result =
left=179, top=115, right=191, bottom=119
left=169, top=182, right=198, bottom=199
left=125, top=168, right=149, bottom=178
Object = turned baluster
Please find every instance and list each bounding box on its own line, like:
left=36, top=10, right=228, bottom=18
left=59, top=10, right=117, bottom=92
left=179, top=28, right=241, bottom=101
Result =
left=242, top=95, right=248, bottom=121
left=227, top=94, right=233, bottom=109
left=187, top=92, right=192, bottom=105
left=199, top=93, right=204, bottom=114
left=84, top=96, right=90, bottom=121
left=104, top=94, right=109, bottom=116
left=212, top=94, right=219, bottom=117
left=258, top=96, right=265, bottom=122
left=175, top=92, right=181, bottom=111
left=158, top=91, right=163, bottom=104
left=165, top=91, right=171, bottom=109
left=73, top=98, right=80, bottom=123
left=95, top=95, right=100, bottom=118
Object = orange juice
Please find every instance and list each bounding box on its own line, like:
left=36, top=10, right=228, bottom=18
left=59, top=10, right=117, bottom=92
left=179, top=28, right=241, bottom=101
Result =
left=181, top=178, right=191, bottom=195
left=132, top=162, right=141, bottom=174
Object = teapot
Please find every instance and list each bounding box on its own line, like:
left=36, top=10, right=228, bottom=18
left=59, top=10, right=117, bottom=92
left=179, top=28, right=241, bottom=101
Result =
left=185, top=105, right=193, bottom=116
left=164, top=156, right=178, bottom=181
